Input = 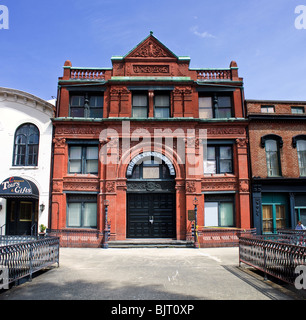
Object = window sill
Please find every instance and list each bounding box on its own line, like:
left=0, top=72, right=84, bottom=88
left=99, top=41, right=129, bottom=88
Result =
left=66, top=173, right=99, bottom=178
left=64, top=227, right=98, bottom=231
left=203, top=173, right=235, bottom=177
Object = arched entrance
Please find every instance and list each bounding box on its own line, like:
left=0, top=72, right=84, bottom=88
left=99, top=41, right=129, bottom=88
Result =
left=126, top=152, right=176, bottom=238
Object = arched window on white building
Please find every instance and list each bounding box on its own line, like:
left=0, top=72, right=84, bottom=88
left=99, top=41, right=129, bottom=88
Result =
left=13, top=123, right=39, bottom=166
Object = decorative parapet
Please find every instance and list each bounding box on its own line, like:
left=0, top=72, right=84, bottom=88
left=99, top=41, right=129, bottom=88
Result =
left=193, top=61, right=240, bottom=81
left=62, top=60, right=109, bottom=81
left=69, top=68, right=106, bottom=80
left=195, top=68, right=232, bottom=80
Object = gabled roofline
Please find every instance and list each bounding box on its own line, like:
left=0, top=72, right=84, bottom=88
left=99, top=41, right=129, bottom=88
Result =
left=112, top=31, right=180, bottom=60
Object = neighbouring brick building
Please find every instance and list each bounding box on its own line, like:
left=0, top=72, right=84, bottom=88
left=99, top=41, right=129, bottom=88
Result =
left=50, top=33, right=252, bottom=247
left=247, top=100, right=306, bottom=234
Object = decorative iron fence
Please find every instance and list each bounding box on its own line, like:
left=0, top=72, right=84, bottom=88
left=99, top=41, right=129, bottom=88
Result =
left=0, top=236, right=59, bottom=287
left=0, top=235, right=38, bottom=246
left=239, top=234, right=306, bottom=285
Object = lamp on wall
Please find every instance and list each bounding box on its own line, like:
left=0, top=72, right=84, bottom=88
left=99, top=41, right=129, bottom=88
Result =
left=40, top=203, right=45, bottom=212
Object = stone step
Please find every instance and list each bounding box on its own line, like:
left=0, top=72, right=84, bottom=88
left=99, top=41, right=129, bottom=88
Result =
left=108, top=239, right=194, bottom=248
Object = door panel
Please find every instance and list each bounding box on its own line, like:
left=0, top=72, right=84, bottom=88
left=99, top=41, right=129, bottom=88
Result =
left=6, top=199, right=38, bottom=235
left=127, top=193, right=175, bottom=238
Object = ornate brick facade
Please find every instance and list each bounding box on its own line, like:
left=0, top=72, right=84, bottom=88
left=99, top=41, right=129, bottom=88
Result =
left=50, top=33, right=252, bottom=245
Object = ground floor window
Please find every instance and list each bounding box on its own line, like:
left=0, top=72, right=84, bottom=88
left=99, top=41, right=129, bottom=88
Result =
left=261, top=193, right=288, bottom=234
left=204, top=195, right=235, bottom=227
left=295, top=207, right=306, bottom=226
left=262, top=204, right=286, bottom=233
left=67, top=195, right=97, bottom=228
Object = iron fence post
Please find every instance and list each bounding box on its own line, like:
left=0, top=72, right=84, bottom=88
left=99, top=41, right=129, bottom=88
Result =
left=193, top=197, right=199, bottom=249
left=29, top=242, right=33, bottom=281
left=239, top=240, right=241, bottom=267
left=56, top=239, right=60, bottom=268
left=103, top=201, right=109, bottom=249
left=263, top=245, right=267, bottom=281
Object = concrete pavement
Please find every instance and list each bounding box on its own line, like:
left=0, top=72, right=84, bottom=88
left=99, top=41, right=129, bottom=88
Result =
left=0, top=247, right=302, bottom=300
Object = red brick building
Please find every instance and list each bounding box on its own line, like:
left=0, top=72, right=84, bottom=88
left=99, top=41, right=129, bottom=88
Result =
left=247, top=100, right=306, bottom=234
left=50, top=33, right=252, bottom=246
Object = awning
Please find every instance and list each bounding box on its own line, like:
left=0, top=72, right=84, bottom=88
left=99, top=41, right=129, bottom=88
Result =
left=0, top=176, right=39, bottom=199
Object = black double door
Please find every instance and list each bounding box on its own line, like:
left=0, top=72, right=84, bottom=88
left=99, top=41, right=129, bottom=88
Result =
left=127, top=193, right=175, bottom=238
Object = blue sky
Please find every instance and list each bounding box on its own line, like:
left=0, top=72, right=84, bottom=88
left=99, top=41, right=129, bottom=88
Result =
left=1, top=0, right=306, bottom=101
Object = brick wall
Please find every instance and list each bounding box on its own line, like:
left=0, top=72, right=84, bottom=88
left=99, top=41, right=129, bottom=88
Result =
left=247, top=100, right=306, bottom=179
left=247, top=101, right=306, bottom=115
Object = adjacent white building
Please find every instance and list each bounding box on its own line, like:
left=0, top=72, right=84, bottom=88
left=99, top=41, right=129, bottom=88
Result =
left=0, top=87, right=54, bottom=235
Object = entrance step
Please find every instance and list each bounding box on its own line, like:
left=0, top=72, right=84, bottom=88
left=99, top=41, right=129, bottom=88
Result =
left=108, top=239, right=194, bottom=248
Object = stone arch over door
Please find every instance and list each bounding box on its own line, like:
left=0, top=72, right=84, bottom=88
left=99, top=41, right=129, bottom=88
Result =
left=117, top=142, right=185, bottom=180
left=114, top=144, right=186, bottom=241
left=125, top=151, right=176, bottom=239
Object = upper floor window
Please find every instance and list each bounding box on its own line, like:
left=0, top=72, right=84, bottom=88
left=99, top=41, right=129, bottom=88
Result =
left=297, top=140, right=306, bottom=176
left=261, top=135, right=283, bottom=177
left=261, top=105, right=275, bottom=113
left=204, top=145, right=233, bottom=174
left=132, top=91, right=171, bottom=119
left=70, top=94, right=103, bottom=118
left=68, top=144, right=99, bottom=174
left=199, top=95, right=232, bottom=119
left=291, top=135, right=306, bottom=177
left=154, top=93, right=170, bottom=118
left=265, top=140, right=281, bottom=177
left=291, top=106, right=305, bottom=114
left=13, top=123, right=39, bottom=166
left=132, top=93, right=148, bottom=118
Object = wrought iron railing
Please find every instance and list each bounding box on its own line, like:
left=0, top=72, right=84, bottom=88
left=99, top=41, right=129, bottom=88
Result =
left=277, top=229, right=306, bottom=246
left=0, top=236, right=59, bottom=287
left=0, top=235, right=38, bottom=247
left=239, top=234, right=306, bottom=285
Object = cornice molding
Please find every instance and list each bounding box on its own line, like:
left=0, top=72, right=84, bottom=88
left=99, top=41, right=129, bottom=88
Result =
left=0, top=87, right=55, bottom=117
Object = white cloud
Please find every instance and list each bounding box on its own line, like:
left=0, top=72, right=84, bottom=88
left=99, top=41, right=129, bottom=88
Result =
left=190, top=26, right=216, bottom=39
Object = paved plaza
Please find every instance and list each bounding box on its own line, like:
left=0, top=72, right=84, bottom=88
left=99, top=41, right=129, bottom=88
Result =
left=0, top=247, right=303, bottom=301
